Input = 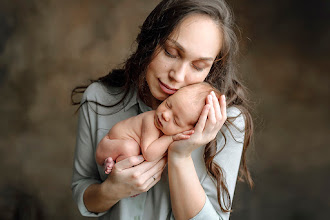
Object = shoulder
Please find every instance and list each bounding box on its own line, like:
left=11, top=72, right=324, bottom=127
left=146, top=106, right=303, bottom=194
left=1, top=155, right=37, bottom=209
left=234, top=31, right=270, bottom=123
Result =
left=141, top=111, right=156, bottom=125
left=226, top=106, right=245, bottom=131
left=82, top=82, right=124, bottom=105
left=217, top=106, right=246, bottom=144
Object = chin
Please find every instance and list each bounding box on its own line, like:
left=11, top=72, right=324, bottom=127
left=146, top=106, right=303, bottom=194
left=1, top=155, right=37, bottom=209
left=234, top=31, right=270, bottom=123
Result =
left=153, top=91, right=169, bottom=102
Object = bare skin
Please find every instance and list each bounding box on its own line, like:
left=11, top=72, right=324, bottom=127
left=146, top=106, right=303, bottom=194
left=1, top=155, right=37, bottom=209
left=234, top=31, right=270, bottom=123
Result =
left=83, top=14, right=226, bottom=218
left=96, top=86, right=201, bottom=174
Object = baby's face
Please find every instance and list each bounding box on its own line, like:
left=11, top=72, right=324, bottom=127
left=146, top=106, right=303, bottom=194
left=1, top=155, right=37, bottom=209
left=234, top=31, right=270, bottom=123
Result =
left=154, top=89, right=200, bottom=135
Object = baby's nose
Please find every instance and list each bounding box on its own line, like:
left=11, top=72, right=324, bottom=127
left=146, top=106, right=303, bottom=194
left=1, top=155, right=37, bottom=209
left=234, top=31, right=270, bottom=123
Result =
left=162, top=112, right=170, bottom=122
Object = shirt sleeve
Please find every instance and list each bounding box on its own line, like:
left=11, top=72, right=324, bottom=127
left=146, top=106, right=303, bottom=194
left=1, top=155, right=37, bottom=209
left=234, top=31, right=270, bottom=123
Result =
left=191, top=107, right=245, bottom=220
left=71, top=90, right=108, bottom=217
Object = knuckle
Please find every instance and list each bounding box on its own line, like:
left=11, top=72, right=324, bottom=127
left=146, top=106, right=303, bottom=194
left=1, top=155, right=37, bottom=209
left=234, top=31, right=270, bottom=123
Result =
left=128, top=157, right=137, bottom=165
left=132, top=171, right=140, bottom=179
left=210, top=119, right=217, bottom=125
left=142, top=185, right=149, bottom=192
left=136, top=180, right=144, bottom=188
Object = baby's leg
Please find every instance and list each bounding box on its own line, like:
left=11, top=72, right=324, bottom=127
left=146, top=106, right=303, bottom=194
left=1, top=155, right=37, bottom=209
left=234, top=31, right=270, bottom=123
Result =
left=104, top=157, right=114, bottom=174
left=96, top=135, right=140, bottom=174
left=115, top=139, right=141, bottom=162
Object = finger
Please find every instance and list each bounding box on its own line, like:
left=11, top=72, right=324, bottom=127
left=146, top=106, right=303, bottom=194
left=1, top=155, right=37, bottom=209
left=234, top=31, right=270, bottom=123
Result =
left=211, top=91, right=222, bottom=121
left=175, top=134, right=191, bottom=140
left=220, top=95, right=227, bottom=120
left=138, top=157, right=167, bottom=184
left=194, top=104, right=210, bottom=133
left=115, top=155, right=145, bottom=171
left=143, top=165, right=166, bottom=192
left=182, top=130, right=194, bottom=135
left=205, top=93, right=212, bottom=105
left=207, top=96, right=216, bottom=126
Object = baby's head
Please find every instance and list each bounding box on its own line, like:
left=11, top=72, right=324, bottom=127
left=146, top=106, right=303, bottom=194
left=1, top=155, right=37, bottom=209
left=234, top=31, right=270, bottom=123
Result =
left=154, top=82, right=222, bottom=135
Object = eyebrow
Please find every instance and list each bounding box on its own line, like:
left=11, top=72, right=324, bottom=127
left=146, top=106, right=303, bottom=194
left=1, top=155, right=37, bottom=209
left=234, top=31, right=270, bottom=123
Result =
left=167, top=39, right=215, bottom=61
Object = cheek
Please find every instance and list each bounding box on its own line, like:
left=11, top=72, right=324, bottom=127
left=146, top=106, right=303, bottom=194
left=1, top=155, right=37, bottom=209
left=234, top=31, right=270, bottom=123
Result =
left=186, top=72, right=209, bottom=84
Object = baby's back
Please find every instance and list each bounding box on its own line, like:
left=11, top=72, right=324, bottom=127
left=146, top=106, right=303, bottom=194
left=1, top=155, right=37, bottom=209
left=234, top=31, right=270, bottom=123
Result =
left=108, top=111, right=155, bottom=145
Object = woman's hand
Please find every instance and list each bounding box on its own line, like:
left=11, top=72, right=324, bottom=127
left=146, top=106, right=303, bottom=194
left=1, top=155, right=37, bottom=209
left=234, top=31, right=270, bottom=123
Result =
left=101, top=155, right=167, bottom=199
left=168, top=91, right=227, bottom=159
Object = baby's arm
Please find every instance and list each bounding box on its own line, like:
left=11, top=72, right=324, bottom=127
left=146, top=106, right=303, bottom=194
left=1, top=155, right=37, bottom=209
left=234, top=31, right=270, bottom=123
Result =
left=140, top=115, right=193, bottom=161
left=140, top=115, right=168, bottom=161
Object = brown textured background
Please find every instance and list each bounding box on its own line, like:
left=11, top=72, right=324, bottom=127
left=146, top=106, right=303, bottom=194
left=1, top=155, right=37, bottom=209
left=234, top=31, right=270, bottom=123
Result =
left=0, top=0, right=329, bottom=219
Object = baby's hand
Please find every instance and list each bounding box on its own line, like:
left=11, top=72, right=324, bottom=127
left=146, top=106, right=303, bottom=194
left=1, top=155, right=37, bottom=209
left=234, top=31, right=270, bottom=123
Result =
left=172, top=130, right=194, bottom=141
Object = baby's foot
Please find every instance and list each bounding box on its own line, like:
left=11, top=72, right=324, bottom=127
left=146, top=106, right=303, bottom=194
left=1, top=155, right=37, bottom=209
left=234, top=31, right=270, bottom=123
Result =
left=104, top=157, right=114, bottom=174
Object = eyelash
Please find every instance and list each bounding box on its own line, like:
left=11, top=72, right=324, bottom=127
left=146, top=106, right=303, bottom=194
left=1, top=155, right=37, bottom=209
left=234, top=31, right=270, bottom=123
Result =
left=164, top=48, right=177, bottom=58
left=192, top=64, right=204, bottom=72
left=164, top=48, right=204, bottom=72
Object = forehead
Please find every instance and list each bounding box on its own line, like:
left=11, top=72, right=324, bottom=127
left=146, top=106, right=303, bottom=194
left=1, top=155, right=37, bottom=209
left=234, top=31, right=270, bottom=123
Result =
left=169, top=14, right=222, bottom=59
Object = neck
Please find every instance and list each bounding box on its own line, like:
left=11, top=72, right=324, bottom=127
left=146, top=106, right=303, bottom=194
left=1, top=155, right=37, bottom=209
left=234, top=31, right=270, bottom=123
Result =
left=150, top=98, right=162, bottom=110
left=141, top=89, right=162, bottom=110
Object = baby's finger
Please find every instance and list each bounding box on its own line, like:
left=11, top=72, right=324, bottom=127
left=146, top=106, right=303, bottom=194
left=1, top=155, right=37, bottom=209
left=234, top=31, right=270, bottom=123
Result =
left=179, top=134, right=191, bottom=139
left=182, top=130, right=194, bottom=135
left=173, top=134, right=190, bottom=141
left=194, top=104, right=210, bottom=133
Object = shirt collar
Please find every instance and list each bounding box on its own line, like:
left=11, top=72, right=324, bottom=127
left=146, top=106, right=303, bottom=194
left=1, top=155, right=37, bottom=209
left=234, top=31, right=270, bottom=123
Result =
left=123, top=88, right=152, bottom=113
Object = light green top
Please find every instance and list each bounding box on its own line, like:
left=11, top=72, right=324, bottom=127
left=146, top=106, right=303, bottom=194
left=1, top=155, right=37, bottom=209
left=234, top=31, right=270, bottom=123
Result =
left=71, top=82, right=245, bottom=220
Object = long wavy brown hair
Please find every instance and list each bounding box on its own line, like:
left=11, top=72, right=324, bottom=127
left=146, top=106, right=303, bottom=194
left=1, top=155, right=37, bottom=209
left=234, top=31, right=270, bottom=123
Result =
left=72, top=0, right=253, bottom=213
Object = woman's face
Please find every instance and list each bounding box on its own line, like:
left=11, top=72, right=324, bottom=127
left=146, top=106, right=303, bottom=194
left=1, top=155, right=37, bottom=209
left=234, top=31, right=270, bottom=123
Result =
left=146, top=14, right=223, bottom=108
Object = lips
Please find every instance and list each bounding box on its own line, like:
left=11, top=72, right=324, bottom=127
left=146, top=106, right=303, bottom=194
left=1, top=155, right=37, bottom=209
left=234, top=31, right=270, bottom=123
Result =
left=158, top=80, right=178, bottom=95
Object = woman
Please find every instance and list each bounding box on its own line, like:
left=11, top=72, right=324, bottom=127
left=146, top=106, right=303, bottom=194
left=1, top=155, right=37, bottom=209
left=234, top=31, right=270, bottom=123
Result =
left=71, top=0, right=253, bottom=219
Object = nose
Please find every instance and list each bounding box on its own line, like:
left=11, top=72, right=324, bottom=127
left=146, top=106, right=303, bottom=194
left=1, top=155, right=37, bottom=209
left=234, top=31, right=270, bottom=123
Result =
left=162, top=111, right=170, bottom=122
left=169, top=61, right=189, bottom=83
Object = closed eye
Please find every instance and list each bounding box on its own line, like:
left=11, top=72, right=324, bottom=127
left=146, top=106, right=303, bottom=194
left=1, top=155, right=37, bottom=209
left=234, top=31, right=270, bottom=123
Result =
left=173, top=118, right=179, bottom=126
left=191, top=63, right=204, bottom=72
left=164, top=48, right=177, bottom=58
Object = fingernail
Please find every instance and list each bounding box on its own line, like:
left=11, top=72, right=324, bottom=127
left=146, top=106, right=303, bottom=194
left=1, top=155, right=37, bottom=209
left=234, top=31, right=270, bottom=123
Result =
left=138, top=155, right=144, bottom=161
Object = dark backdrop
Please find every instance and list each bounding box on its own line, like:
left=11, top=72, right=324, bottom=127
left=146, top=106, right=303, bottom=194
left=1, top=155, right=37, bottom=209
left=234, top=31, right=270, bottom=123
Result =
left=0, top=0, right=329, bottom=219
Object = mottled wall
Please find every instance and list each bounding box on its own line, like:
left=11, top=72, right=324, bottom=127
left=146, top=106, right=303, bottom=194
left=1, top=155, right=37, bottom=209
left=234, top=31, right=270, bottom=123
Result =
left=0, top=0, right=329, bottom=219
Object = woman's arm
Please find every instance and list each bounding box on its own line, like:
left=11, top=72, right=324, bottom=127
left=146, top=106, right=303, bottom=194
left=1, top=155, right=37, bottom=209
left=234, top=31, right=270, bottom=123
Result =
left=167, top=92, right=229, bottom=220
